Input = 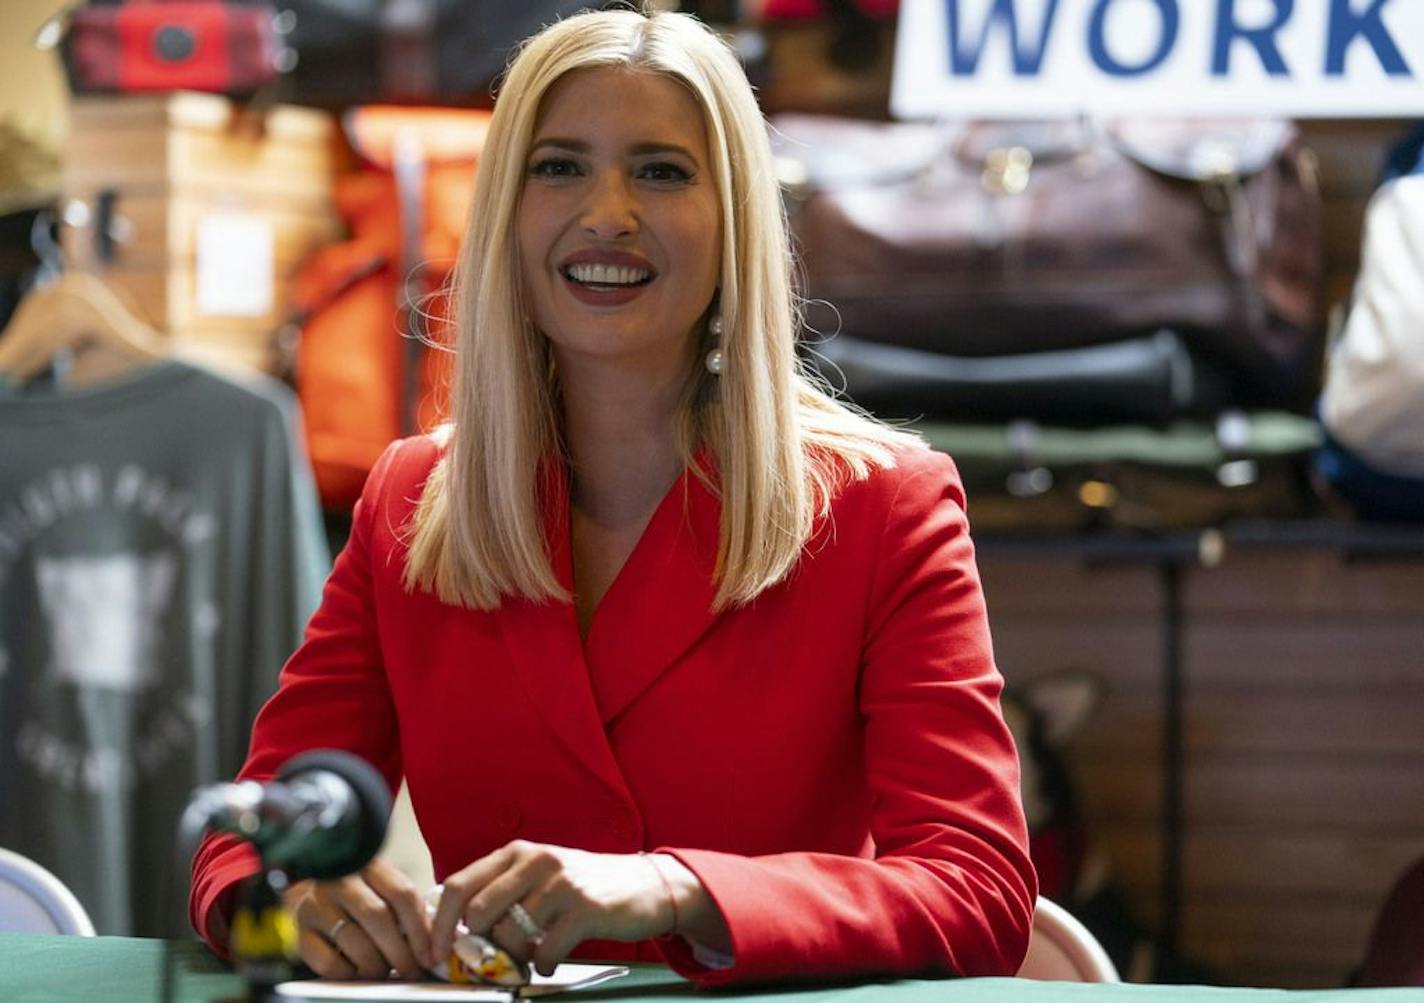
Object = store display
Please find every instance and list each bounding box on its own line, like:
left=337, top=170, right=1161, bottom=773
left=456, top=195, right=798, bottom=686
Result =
left=8, top=1, right=1412, bottom=985
left=774, top=115, right=1325, bottom=411
left=0, top=351, right=328, bottom=937
left=3, top=64, right=341, bottom=935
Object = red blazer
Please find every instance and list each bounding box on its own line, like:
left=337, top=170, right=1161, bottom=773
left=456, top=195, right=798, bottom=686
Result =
left=191, top=435, right=1036, bottom=985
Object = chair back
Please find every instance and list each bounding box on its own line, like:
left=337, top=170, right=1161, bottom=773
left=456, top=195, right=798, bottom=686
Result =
left=0, top=847, right=96, bottom=935
left=1017, top=896, right=1120, bottom=982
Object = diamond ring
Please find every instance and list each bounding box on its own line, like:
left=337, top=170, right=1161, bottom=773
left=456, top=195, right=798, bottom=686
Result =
left=506, top=902, right=545, bottom=945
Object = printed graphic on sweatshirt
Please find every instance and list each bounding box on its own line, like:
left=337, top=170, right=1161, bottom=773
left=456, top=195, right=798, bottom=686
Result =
left=0, top=462, right=220, bottom=793
left=0, top=463, right=215, bottom=575
left=36, top=551, right=176, bottom=692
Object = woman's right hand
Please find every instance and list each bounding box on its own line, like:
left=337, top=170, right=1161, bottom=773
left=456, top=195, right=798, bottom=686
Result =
left=282, top=858, right=434, bottom=980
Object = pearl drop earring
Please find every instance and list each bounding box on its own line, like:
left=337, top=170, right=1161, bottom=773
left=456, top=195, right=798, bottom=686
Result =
left=705, top=314, right=724, bottom=375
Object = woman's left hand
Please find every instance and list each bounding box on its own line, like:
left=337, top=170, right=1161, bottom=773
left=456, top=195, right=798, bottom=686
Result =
left=429, top=840, right=677, bottom=976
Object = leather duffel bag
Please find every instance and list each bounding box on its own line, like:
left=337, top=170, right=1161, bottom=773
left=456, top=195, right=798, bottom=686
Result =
left=774, top=116, right=1325, bottom=412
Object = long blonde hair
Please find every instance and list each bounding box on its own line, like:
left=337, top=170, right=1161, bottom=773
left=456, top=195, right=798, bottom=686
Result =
left=404, top=8, right=915, bottom=611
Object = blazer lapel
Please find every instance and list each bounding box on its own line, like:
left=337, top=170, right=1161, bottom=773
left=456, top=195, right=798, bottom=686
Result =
left=494, top=460, right=631, bottom=797
left=584, top=458, right=722, bottom=726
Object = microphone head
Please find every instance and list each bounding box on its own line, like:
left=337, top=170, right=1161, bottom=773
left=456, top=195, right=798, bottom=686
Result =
left=276, top=749, right=392, bottom=880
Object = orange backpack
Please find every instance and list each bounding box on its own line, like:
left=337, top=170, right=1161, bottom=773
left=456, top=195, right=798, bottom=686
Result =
left=291, top=107, right=490, bottom=510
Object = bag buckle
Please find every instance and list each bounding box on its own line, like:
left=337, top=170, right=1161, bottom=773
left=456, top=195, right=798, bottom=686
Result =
left=981, top=147, right=1033, bottom=196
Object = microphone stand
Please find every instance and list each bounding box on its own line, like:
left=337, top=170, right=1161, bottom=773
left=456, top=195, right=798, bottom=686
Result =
left=228, top=867, right=299, bottom=1003
left=182, top=751, right=393, bottom=1001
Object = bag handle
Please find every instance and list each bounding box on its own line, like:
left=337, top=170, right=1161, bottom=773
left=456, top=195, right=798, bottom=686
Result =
left=1108, top=120, right=1293, bottom=182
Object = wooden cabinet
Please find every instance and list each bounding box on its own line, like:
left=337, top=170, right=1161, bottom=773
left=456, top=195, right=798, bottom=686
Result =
left=60, top=92, right=342, bottom=374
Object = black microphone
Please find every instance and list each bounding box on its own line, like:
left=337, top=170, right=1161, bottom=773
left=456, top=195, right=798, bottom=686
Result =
left=181, top=749, right=392, bottom=880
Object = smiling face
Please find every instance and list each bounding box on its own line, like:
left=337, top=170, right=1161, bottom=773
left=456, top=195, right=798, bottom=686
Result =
left=516, top=67, right=723, bottom=380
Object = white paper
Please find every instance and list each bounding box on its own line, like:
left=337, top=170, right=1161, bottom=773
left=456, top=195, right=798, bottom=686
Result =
left=274, top=984, right=509, bottom=1001
left=274, top=963, right=630, bottom=1001
left=195, top=213, right=275, bottom=317
left=523, top=964, right=628, bottom=997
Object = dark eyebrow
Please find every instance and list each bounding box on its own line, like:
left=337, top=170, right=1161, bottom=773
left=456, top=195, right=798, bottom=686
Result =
left=529, top=137, right=700, bottom=161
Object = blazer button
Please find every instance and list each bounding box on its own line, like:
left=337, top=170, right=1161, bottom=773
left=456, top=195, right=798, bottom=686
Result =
left=493, top=800, right=522, bottom=834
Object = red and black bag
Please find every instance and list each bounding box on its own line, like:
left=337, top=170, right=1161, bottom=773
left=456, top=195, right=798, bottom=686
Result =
left=40, top=1, right=291, bottom=97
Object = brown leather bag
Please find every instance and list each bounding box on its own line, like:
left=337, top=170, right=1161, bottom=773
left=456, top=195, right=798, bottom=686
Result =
left=773, top=116, right=1325, bottom=411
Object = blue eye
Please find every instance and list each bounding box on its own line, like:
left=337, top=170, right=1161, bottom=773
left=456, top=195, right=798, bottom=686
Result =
left=640, top=162, right=692, bottom=183
left=529, top=157, right=580, bottom=178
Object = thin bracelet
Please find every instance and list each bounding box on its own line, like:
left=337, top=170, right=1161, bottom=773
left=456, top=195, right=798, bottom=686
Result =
left=640, top=852, right=680, bottom=935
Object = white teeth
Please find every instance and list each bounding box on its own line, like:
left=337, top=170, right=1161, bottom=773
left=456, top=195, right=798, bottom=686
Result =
left=565, top=263, right=651, bottom=286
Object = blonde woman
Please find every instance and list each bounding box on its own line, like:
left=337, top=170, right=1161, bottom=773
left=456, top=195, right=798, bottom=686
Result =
left=190, top=7, right=1035, bottom=986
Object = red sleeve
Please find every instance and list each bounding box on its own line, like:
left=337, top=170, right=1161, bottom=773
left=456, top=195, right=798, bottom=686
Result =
left=657, top=449, right=1036, bottom=985
left=188, top=440, right=410, bottom=955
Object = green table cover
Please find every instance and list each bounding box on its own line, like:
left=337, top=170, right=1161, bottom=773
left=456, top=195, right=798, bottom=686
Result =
left=1, top=935, right=1421, bottom=1003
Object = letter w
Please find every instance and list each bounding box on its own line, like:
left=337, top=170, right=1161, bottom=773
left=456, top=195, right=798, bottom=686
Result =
left=946, top=0, right=1065, bottom=75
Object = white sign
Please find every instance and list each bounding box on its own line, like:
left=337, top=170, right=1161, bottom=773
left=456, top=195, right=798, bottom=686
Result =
left=892, top=0, right=1424, bottom=118
left=195, top=213, right=275, bottom=317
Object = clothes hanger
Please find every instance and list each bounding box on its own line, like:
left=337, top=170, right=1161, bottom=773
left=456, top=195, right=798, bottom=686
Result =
left=0, top=270, right=167, bottom=387
left=0, top=202, right=168, bottom=387
left=0, top=209, right=166, bottom=388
